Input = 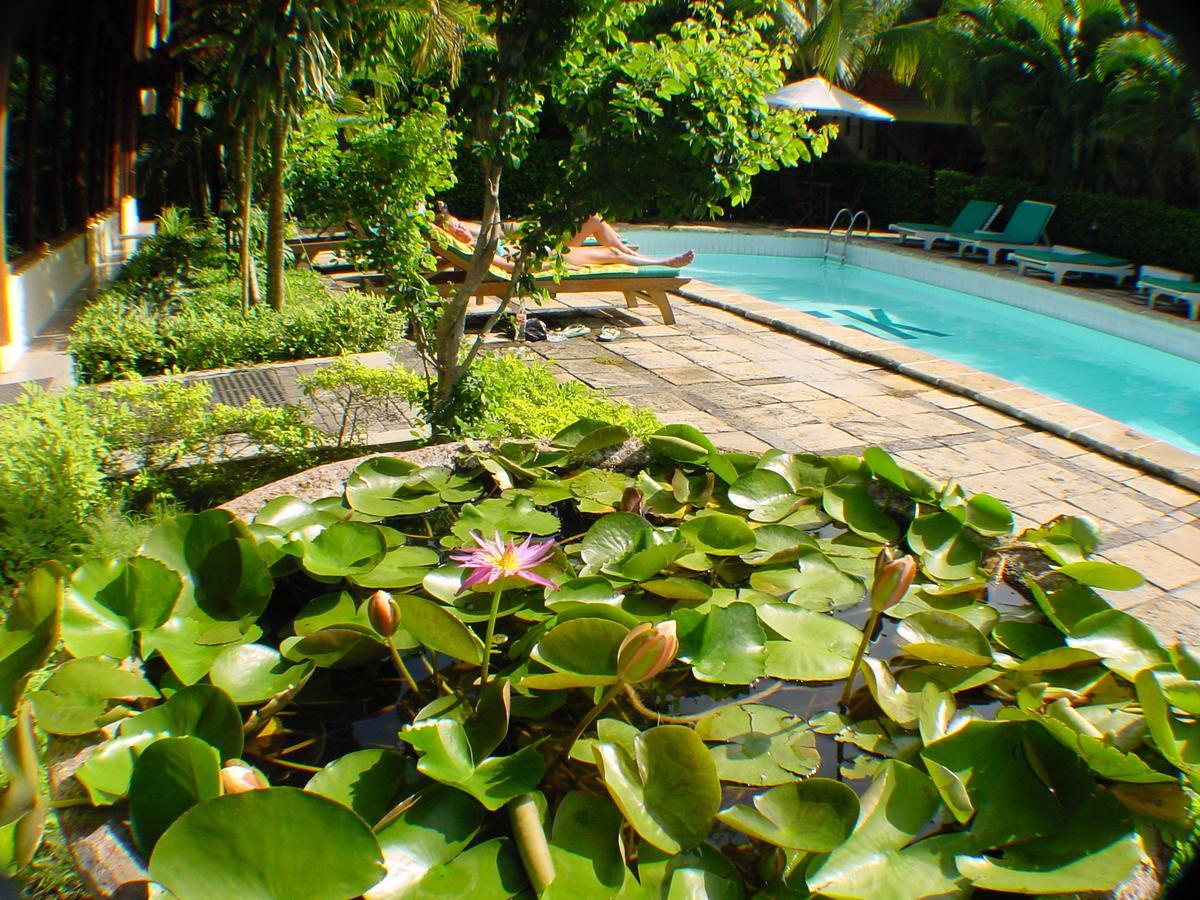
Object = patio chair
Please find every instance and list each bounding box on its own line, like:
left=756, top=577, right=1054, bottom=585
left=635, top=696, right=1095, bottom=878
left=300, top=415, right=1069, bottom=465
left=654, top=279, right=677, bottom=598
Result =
left=888, top=200, right=1001, bottom=250
left=428, top=231, right=688, bottom=325
left=948, top=200, right=1056, bottom=264
left=1008, top=245, right=1134, bottom=286
left=1136, top=267, right=1200, bottom=320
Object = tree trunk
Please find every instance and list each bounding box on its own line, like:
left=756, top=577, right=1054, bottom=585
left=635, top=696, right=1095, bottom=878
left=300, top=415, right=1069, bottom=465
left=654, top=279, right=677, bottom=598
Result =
left=265, top=104, right=287, bottom=312
left=238, top=118, right=260, bottom=313
left=1, top=30, right=14, bottom=348
left=21, top=15, right=42, bottom=249
left=49, top=61, right=66, bottom=234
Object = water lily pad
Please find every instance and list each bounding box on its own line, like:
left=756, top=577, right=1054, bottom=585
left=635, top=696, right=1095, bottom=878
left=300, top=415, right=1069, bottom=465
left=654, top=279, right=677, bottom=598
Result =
left=646, top=424, right=716, bottom=464
left=604, top=538, right=683, bottom=582
left=676, top=603, right=765, bottom=685
left=393, top=593, right=485, bottom=665
left=680, top=512, right=755, bottom=556
left=889, top=589, right=997, bottom=633
left=822, top=484, right=899, bottom=543
left=305, top=749, right=416, bottom=827
left=758, top=605, right=862, bottom=682
left=741, top=525, right=816, bottom=566
left=807, top=760, right=971, bottom=900
left=281, top=626, right=387, bottom=668
left=344, top=457, right=434, bottom=517
left=531, top=618, right=626, bottom=681
left=62, top=557, right=181, bottom=659
left=1020, top=516, right=1102, bottom=565
left=351, top=545, right=442, bottom=589
left=718, top=778, right=858, bottom=850
left=860, top=658, right=922, bottom=729
left=1135, top=669, right=1200, bottom=772
left=695, top=703, right=818, bottom=785
left=568, top=468, right=636, bottom=507
left=542, top=791, right=628, bottom=898
left=150, top=787, right=384, bottom=900
left=641, top=577, right=712, bottom=602
left=301, top=522, right=388, bottom=578
left=897, top=611, right=993, bottom=667
left=1027, top=578, right=1108, bottom=634
left=254, top=495, right=341, bottom=534
left=208, top=643, right=313, bottom=704
left=0, top=563, right=64, bottom=716
left=581, top=513, right=651, bottom=567
left=121, top=684, right=244, bottom=762
left=1058, top=561, right=1144, bottom=590
left=129, top=736, right=221, bottom=854
left=863, top=446, right=938, bottom=502
left=1066, top=608, right=1168, bottom=679
left=594, top=724, right=720, bottom=853
left=28, top=656, right=158, bottom=735
left=907, top=512, right=980, bottom=581
left=728, top=469, right=795, bottom=512
left=409, top=837, right=528, bottom=896
left=450, top=496, right=559, bottom=544
left=962, top=493, right=1013, bottom=536
left=553, top=419, right=630, bottom=455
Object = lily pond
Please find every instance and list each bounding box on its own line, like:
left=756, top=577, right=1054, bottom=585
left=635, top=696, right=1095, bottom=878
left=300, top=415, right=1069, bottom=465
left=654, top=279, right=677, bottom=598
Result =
left=5, top=420, right=1198, bottom=898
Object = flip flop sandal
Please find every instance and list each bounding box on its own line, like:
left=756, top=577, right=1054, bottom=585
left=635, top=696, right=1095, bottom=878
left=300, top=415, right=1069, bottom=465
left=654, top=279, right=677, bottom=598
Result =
left=550, top=324, right=590, bottom=342
left=597, top=326, right=621, bottom=342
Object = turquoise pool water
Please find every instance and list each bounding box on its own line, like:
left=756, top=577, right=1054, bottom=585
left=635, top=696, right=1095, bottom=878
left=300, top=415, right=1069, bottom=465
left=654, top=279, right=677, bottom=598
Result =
left=640, top=244, right=1200, bottom=454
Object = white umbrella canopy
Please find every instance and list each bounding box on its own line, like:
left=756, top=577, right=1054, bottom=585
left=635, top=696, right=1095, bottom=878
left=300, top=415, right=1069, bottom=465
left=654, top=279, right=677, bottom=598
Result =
left=766, top=75, right=895, bottom=121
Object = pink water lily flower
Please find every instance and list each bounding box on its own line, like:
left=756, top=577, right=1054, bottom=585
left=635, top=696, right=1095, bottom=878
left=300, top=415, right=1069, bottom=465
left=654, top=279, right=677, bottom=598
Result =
left=450, top=531, right=557, bottom=593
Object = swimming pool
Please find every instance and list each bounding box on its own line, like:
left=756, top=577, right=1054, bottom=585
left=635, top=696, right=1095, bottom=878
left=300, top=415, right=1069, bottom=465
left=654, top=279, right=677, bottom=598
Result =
left=627, top=229, right=1200, bottom=455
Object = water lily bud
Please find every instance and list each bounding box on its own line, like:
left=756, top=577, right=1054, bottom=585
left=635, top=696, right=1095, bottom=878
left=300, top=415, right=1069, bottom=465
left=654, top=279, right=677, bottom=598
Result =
left=368, top=590, right=399, bottom=638
left=617, top=621, right=679, bottom=684
left=221, top=763, right=268, bottom=794
left=869, top=550, right=916, bottom=613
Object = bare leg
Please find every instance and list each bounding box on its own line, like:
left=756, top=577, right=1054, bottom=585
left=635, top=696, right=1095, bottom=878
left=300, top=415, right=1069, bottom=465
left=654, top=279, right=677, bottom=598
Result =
left=564, top=246, right=694, bottom=268
left=567, top=214, right=637, bottom=254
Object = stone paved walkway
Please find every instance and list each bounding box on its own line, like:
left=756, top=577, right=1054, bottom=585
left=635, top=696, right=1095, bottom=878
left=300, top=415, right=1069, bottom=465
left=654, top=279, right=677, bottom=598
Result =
left=478, top=290, right=1200, bottom=644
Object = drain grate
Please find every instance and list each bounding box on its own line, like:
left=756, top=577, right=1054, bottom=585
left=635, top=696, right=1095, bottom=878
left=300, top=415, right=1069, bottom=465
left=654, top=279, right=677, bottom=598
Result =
left=191, top=369, right=287, bottom=407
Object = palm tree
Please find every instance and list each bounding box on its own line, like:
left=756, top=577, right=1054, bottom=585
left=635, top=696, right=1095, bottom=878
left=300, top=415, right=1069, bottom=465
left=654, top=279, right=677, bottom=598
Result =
left=932, top=0, right=1195, bottom=193
left=775, top=0, right=918, bottom=86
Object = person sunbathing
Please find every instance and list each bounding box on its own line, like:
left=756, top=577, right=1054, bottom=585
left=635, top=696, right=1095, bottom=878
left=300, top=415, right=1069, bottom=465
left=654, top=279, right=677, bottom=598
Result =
left=432, top=203, right=695, bottom=271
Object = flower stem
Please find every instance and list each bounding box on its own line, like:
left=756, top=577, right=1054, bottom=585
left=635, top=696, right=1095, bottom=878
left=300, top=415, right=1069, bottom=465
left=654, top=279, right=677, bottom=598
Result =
left=562, top=682, right=624, bottom=760
left=387, top=637, right=421, bottom=695
left=508, top=793, right=556, bottom=893
left=479, top=586, right=504, bottom=687
left=840, top=608, right=882, bottom=709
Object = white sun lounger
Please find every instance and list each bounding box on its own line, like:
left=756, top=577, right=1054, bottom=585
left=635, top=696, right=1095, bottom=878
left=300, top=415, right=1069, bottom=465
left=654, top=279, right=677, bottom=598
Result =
left=1009, top=245, right=1135, bottom=285
left=1136, top=267, right=1200, bottom=320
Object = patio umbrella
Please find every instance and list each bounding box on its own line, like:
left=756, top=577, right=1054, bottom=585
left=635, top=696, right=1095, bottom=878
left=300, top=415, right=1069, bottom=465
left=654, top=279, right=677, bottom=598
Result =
left=766, top=76, right=895, bottom=121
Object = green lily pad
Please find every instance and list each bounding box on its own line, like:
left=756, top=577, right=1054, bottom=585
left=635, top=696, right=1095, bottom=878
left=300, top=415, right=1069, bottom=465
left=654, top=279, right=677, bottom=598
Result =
left=450, top=496, right=559, bottom=544
left=306, top=750, right=416, bottom=827
left=530, top=618, right=626, bottom=683
left=581, top=513, right=651, bottom=567
left=62, top=557, right=181, bottom=659
left=1135, top=669, right=1200, bottom=771
left=962, top=493, right=1014, bottom=536
left=594, top=724, right=721, bottom=853
left=208, top=644, right=313, bottom=704
left=863, top=446, right=939, bottom=502
left=641, top=577, right=712, bottom=602
left=139, top=612, right=257, bottom=686
left=1058, top=561, right=1144, bottom=590
left=718, top=778, right=859, bottom=850
left=675, top=603, right=765, bottom=685
left=568, top=468, right=636, bottom=507
left=1027, top=578, right=1109, bottom=634
left=806, top=761, right=972, bottom=900
left=129, top=736, right=221, bottom=854
left=292, top=591, right=369, bottom=635
left=758, top=605, right=862, bottom=681
left=394, top=593, right=485, bottom=665
left=646, top=424, right=716, bottom=464
left=121, top=684, right=244, bottom=762
left=301, top=522, right=388, bottom=577
left=344, top=456, right=432, bottom=517
left=604, top=538, right=683, bottom=582
left=680, top=512, right=756, bottom=556
left=860, top=658, right=922, bottom=729
left=408, top=837, right=528, bottom=896
left=728, top=469, right=795, bottom=512
left=1066, top=608, right=1168, bottom=679
left=253, top=495, right=341, bottom=533
left=1020, top=516, right=1102, bottom=565
left=28, top=656, right=158, bottom=735
left=897, top=611, right=993, bottom=667
left=0, top=563, right=64, bottom=716
left=695, top=703, right=819, bottom=785
left=907, top=512, right=980, bottom=581
left=889, top=589, right=998, bottom=633
left=822, top=484, right=899, bottom=543
left=542, top=791, right=628, bottom=898
left=741, top=525, right=816, bottom=566
left=281, top=626, right=387, bottom=668
left=553, top=419, right=631, bottom=455
left=351, top=545, right=442, bottom=589
left=149, top=787, right=384, bottom=900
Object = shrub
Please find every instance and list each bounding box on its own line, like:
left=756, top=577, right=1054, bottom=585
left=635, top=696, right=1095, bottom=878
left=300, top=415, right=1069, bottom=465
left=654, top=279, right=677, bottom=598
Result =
left=70, top=269, right=401, bottom=383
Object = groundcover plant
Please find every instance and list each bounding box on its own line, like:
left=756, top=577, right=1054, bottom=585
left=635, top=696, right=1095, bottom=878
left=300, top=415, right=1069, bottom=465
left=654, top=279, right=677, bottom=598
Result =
left=2, top=420, right=1195, bottom=898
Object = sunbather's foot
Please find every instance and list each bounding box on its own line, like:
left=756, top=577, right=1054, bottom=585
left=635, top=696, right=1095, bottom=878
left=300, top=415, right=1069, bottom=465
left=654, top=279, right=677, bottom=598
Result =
left=664, top=249, right=695, bottom=267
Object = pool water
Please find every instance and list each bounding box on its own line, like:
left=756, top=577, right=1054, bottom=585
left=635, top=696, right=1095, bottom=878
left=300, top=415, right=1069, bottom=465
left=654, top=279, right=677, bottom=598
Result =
left=645, top=246, right=1200, bottom=455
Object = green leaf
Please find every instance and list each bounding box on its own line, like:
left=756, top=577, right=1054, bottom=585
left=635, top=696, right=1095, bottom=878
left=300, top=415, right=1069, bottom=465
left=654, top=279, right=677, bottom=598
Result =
left=1135, top=669, right=1200, bottom=772
left=139, top=612, right=256, bottom=685
left=787, top=546, right=865, bottom=611
left=74, top=733, right=159, bottom=805
left=741, top=525, right=814, bottom=566
left=907, top=512, right=980, bottom=581
left=679, top=512, right=756, bottom=556
left=1020, top=516, right=1102, bottom=565
left=1058, top=561, right=1144, bottom=590
left=807, top=761, right=971, bottom=900
left=727, top=470, right=795, bottom=512
left=121, top=684, right=244, bottom=762
left=955, top=792, right=1141, bottom=893
left=896, top=611, right=993, bottom=667
left=0, top=563, right=64, bottom=716
left=306, top=749, right=415, bottom=827
left=675, top=603, right=765, bottom=684
left=1066, top=608, right=1168, bottom=679
left=28, top=656, right=158, bottom=735
left=129, top=737, right=221, bottom=855
left=400, top=717, right=476, bottom=784
left=718, top=778, right=858, bottom=850
left=553, top=419, right=630, bottom=455
left=962, top=493, right=1013, bottom=536
left=531, top=618, right=626, bottom=679
left=595, top=725, right=721, bottom=853
left=301, top=522, right=388, bottom=577
left=646, top=424, right=716, bottom=463
left=542, top=792, right=628, bottom=898
left=1027, top=578, right=1108, bottom=634
left=394, top=593, right=485, bottom=664
left=62, top=557, right=181, bottom=659
left=253, top=495, right=341, bottom=533
left=581, top=513, right=651, bottom=567
left=281, top=626, right=387, bottom=668
left=149, top=788, right=384, bottom=900
left=641, top=577, right=712, bottom=602
left=141, top=510, right=273, bottom=622
left=208, top=644, right=312, bottom=704
left=408, top=837, right=528, bottom=897
left=695, top=703, right=819, bottom=785
left=863, top=446, right=938, bottom=502
left=860, top=658, right=922, bottom=729
left=458, top=744, right=546, bottom=811
left=368, top=783, right=484, bottom=899
left=450, top=496, right=559, bottom=544
left=351, top=545, right=442, bottom=589
left=822, top=484, right=899, bottom=543
left=758, top=605, right=862, bottom=681
left=344, top=456, right=428, bottom=517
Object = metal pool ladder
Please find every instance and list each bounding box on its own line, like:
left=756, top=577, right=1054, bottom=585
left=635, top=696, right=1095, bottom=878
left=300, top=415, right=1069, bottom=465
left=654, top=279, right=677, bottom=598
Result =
left=822, top=208, right=872, bottom=266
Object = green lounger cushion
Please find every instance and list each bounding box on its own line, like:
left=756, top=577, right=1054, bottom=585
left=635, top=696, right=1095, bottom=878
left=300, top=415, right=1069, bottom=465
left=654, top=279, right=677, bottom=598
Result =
left=893, top=199, right=999, bottom=235
left=533, top=266, right=681, bottom=282
left=952, top=200, right=1055, bottom=245
left=1141, top=276, right=1200, bottom=294
left=1012, top=249, right=1130, bottom=267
